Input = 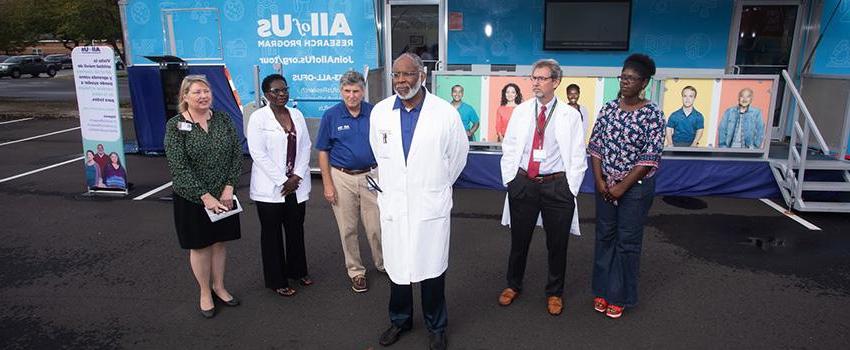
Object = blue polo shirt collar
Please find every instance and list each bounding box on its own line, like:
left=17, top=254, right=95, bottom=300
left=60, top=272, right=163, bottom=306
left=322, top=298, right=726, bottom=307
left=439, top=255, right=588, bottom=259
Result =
left=393, top=93, right=426, bottom=112
left=341, top=102, right=367, bottom=119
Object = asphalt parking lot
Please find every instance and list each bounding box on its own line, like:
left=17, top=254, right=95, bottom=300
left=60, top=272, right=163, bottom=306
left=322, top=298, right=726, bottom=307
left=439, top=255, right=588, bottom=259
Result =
left=1, top=116, right=849, bottom=349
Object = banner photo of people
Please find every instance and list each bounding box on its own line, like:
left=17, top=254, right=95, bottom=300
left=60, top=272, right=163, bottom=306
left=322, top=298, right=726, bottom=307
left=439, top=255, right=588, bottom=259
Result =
left=72, top=46, right=128, bottom=193
left=660, top=77, right=775, bottom=151
left=555, top=77, right=599, bottom=142
left=487, top=76, right=534, bottom=143
left=661, top=78, right=716, bottom=148
left=434, top=75, right=484, bottom=141
left=433, top=73, right=666, bottom=146
left=715, top=79, right=774, bottom=150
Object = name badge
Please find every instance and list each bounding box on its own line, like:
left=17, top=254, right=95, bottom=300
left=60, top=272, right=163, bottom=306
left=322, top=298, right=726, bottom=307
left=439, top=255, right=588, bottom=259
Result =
left=178, top=121, right=193, bottom=131
left=378, top=129, right=392, bottom=144
left=532, top=149, right=547, bottom=162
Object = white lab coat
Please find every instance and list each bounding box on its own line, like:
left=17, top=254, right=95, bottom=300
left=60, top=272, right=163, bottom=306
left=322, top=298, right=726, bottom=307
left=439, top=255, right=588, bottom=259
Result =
left=246, top=105, right=312, bottom=204
left=499, top=97, right=587, bottom=235
left=369, top=92, right=469, bottom=285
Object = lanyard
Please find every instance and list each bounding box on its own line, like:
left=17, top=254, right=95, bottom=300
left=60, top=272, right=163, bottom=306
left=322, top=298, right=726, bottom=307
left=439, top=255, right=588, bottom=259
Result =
left=534, top=99, right=557, bottom=137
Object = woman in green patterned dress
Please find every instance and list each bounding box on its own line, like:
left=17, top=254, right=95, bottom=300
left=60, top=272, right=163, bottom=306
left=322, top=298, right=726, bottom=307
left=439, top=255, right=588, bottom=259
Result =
left=164, top=75, right=243, bottom=318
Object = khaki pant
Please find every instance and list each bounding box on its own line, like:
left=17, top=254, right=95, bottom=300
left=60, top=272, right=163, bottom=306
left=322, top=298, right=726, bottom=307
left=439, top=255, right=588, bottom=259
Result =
left=330, top=167, right=383, bottom=278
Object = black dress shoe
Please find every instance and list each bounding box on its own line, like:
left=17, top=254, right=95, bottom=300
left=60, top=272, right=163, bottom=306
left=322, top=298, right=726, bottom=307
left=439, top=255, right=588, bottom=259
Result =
left=200, top=306, right=216, bottom=319
left=379, top=325, right=408, bottom=346
left=428, top=332, right=447, bottom=350
left=214, top=293, right=240, bottom=307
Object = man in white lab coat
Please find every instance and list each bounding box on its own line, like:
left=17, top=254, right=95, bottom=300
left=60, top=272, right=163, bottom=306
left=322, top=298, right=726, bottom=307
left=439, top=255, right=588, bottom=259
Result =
left=497, top=59, right=587, bottom=316
left=370, top=53, right=469, bottom=350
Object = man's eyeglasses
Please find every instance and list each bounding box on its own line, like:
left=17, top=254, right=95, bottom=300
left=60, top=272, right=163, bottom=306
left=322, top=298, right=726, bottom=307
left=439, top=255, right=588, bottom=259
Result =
left=267, top=87, right=289, bottom=95
left=390, top=71, right=420, bottom=79
left=617, top=75, right=644, bottom=83
left=530, top=76, right=553, bottom=83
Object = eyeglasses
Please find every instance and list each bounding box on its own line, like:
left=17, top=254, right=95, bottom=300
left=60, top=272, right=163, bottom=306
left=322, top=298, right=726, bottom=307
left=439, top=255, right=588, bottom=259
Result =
left=267, top=87, right=289, bottom=95
left=617, top=75, right=644, bottom=83
left=390, top=71, right=420, bottom=79
left=530, top=76, right=553, bottom=83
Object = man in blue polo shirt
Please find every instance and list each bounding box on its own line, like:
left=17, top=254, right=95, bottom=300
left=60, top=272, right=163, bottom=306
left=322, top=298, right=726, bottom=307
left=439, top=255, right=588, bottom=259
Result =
left=665, top=86, right=705, bottom=147
left=315, top=70, right=383, bottom=293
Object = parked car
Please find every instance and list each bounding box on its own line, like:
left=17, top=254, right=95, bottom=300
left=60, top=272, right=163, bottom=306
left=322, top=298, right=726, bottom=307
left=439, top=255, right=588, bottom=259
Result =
left=0, top=55, right=9, bottom=64
left=0, top=55, right=58, bottom=79
left=45, top=54, right=73, bottom=69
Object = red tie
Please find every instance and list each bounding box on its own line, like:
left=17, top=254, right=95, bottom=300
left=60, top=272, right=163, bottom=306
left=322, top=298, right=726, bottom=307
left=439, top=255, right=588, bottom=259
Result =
left=526, top=105, right=546, bottom=178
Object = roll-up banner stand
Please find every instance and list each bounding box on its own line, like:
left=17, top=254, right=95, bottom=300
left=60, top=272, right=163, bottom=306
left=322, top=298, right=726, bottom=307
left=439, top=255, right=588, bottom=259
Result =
left=72, top=46, right=129, bottom=196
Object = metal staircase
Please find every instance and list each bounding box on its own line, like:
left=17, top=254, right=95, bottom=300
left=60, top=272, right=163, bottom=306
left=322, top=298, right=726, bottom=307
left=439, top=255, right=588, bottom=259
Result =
left=769, top=70, right=850, bottom=213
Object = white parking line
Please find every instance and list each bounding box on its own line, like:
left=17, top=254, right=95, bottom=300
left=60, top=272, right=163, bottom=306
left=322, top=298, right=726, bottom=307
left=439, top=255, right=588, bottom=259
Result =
left=0, top=118, right=34, bottom=125
left=133, top=181, right=173, bottom=201
left=0, top=156, right=84, bottom=184
left=0, top=126, right=81, bottom=147
left=759, top=198, right=822, bottom=231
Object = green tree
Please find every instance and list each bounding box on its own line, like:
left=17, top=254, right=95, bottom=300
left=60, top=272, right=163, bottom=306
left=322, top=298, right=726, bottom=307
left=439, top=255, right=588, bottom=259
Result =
left=0, top=0, right=46, bottom=54
left=50, top=0, right=124, bottom=59
left=0, top=0, right=123, bottom=58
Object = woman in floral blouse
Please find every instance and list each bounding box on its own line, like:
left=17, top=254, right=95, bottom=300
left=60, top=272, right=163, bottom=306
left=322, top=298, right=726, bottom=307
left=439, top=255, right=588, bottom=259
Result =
left=164, top=75, right=243, bottom=319
left=587, top=54, right=665, bottom=319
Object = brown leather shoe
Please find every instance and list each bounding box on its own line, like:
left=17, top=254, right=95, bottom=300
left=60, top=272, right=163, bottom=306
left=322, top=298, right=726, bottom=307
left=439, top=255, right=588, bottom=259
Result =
left=498, top=288, right=518, bottom=306
left=547, top=296, right=563, bottom=316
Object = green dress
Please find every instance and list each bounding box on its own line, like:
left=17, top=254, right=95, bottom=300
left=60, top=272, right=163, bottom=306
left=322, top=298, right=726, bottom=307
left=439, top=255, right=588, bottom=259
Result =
left=164, top=110, right=243, bottom=249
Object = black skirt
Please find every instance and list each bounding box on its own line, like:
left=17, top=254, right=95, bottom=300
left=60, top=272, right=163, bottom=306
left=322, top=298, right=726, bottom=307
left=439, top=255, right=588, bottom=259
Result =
left=173, top=193, right=241, bottom=249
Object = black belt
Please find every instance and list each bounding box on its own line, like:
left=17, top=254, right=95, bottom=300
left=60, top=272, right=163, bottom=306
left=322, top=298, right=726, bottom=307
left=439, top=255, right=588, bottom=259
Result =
left=517, top=168, right=565, bottom=184
left=333, top=165, right=376, bottom=175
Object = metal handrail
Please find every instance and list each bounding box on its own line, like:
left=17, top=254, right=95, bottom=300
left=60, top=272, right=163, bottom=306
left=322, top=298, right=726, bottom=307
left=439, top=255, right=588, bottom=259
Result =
left=780, top=69, right=832, bottom=210
left=781, top=70, right=830, bottom=154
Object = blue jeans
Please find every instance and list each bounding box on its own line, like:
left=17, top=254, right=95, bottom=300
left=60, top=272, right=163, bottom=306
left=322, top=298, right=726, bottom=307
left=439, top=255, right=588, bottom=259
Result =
left=592, top=176, right=655, bottom=307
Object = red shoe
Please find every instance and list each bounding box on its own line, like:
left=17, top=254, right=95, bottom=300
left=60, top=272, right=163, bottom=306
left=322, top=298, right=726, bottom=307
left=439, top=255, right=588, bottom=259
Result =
left=606, top=304, right=624, bottom=319
left=593, top=297, right=608, bottom=313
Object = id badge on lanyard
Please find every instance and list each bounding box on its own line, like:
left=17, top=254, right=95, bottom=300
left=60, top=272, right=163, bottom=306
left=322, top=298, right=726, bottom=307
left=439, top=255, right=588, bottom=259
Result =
left=532, top=99, right=556, bottom=162
left=532, top=149, right=547, bottom=162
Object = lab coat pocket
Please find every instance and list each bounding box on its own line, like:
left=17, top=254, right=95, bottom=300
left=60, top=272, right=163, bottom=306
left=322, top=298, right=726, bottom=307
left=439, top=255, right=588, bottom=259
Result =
left=377, top=192, right=396, bottom=222
left=420, top=188, right=451, bottom=220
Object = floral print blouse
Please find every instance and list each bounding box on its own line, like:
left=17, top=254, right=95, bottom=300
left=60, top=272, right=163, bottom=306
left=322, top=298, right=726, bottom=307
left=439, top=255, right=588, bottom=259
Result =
left=587, top=100, right=665, bottom=185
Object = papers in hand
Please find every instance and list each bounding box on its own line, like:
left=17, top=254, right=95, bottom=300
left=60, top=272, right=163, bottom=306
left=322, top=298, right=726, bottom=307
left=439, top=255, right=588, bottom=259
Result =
left=205, top=195, right=243, bottom=222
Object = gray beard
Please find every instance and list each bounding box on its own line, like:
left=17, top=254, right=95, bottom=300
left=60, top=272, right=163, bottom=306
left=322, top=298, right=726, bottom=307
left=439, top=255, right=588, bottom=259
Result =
left=396, top=82, right=422, bottom=100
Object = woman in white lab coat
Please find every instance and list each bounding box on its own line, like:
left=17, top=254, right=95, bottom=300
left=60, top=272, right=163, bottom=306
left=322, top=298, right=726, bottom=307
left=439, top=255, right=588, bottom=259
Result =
left=246, top=74, right=312, bottom=297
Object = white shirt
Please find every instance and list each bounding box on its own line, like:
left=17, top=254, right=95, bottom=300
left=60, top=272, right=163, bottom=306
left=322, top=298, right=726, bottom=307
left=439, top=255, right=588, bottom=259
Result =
left=519, top=97, right=565, bottom=175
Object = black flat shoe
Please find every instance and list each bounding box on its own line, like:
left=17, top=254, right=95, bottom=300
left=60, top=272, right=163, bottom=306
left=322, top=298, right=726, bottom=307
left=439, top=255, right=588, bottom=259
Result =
left=428, top=332, right=447, bottom=350
left=200, top=306, right=216, bottom=319
left=214, top=293, right=240, bottom=307
left=379, top=325, right=409, bottom=346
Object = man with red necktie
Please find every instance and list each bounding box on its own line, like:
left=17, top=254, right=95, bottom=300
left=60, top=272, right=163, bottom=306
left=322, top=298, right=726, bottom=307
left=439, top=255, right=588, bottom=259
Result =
left=497, top=59, right=588, bottom=316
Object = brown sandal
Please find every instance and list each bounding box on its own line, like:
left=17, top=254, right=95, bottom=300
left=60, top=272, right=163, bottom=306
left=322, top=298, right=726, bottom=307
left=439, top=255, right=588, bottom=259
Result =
left=274, top=287, right=296, bottom=297
left=299, top=276, right=314, bottom=286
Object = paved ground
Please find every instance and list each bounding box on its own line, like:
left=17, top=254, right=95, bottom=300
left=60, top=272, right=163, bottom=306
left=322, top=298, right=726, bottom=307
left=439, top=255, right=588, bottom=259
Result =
left=0, top=69, right=131, bottom=118
left=1, top=117, right=849, bottom=349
